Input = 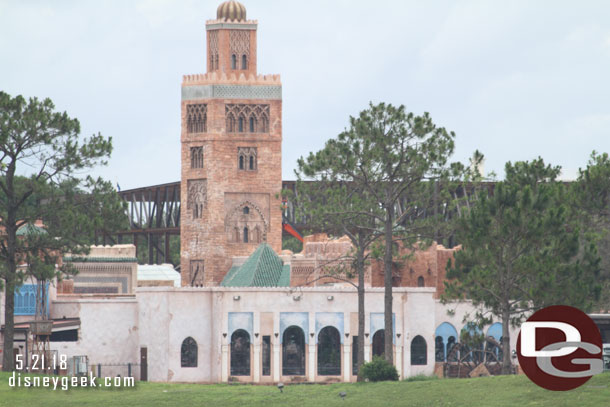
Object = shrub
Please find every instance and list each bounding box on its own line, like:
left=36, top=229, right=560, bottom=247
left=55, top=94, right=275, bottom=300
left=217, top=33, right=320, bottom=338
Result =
left=359, top=356, right=399, bottom=382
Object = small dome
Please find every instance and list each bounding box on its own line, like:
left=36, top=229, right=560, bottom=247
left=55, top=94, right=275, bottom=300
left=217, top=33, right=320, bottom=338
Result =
left=217, top=1, right=247, bottom=22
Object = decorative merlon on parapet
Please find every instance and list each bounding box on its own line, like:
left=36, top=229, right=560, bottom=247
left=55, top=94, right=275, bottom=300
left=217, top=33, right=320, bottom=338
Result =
left=205, top=19, right=258, bottom=25
left=182, top=72, right=281, bottom=86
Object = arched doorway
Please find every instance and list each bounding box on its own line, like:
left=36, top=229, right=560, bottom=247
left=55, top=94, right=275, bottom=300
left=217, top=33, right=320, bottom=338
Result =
left=283, top=326, right=305, bottom=375
left=411, top=335, right=427, bottom=365
left=317, top=326, right=341, bottom=375
left=230, top=329, right=251, bottom=376
left=372, top=330, right=385, bottom=357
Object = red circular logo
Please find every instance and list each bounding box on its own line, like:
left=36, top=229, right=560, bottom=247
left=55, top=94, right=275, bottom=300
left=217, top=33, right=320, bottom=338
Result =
left=517, top=305, right=603, bottom=391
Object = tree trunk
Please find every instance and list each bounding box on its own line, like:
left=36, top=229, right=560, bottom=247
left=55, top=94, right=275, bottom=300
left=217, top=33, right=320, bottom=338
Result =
left=2, top=273, right=15, bottom=371
left=2, top=163, right=17, bottom=371
left=501, top=305, right=512, bottom=374
left=383, top=201, right=394, bottom=365
left=356, top=247, right=366, bottom=381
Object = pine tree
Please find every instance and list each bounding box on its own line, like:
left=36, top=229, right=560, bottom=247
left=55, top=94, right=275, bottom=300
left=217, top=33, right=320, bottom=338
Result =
left=444, top=158, right=600, bottom=373
left=0, top=91, right=126, bottom=370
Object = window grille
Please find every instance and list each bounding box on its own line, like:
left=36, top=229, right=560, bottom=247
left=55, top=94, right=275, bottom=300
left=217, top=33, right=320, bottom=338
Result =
left=190, top=146, right=203, bottom=169
left=187, top=104, right=207, bottom=133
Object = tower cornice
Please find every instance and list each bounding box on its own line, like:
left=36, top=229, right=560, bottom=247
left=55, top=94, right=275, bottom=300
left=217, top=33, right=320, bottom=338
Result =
left=182, top=72, right=281, bottom=86
left=206, top=19, right=258, bottom=30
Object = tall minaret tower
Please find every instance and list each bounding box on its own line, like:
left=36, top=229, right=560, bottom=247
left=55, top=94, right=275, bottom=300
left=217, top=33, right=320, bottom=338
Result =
left=180, top=1, right=283, bottom=286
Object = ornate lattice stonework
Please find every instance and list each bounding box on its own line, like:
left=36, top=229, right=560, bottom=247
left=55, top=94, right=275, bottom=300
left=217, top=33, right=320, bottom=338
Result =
left=226, top=104, right=269, bottom=133
left=208, top=31, right=219, bottom=71
left=230, top=30, right=250, bottom=57
left=186, top=104, right=207, bottom=133
left=187, top=179, right=207, bottom=219
left=181, top=85, right=282, bottom=100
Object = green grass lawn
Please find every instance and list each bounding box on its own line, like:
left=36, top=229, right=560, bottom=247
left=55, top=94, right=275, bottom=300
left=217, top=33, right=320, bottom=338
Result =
left=0, top=372, right=608, bottom=407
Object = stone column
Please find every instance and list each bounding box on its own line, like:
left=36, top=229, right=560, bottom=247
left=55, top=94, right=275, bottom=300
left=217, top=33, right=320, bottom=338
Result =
left=221, top=344, right=229, bottom=382
left=308, top=312, right=315, bottom=382
left=343, top=342, right=351, bottom=382
left=273, top=312, right=280, bottom=382
left=308, top=344, right=316, bottom=382
left=364, top=340, right=371, bottom=363
left=253, top=312, right=261, bottom=382
left=253, top=343, right=261, bottom=382
left=273, top=341, right=280, bottom=382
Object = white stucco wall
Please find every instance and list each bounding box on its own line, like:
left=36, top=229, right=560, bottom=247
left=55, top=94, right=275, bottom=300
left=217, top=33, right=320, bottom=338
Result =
left=134, top=286, right=451, bottom=382
left=50, top=297, right=139, bottom=370
left=403, top=289, right=437, bottom=377
left=36, top=285, right=522, bottom=383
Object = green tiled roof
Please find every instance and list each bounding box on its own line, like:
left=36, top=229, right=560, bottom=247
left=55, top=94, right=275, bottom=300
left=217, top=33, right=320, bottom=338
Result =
left=221, top=243, right=290, bottom=287
left=16, top=223, right=47, bottom=236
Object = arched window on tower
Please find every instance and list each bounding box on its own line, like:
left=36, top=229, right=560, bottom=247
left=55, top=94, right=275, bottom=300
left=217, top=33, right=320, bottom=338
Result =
left=190, top=146, right=203, bottom=169
left=417, top=276, right=425, bottom=287
left=227, top=114, right=236, bottom=133
left=181, top=337, right=198, bottom=367
left=238, top=117, right=244, bottom=132
left=249, top=117, right=255, bottom=132
left=187, top=104, right=207, bottom=134
left=243, top=206, right=250, bottom=215
left=231, top=54, right=237, bottom=69
left=237, top=147, right=257, bottom=171
left=243, top=227, right=249, bottom=243
left=242, top=54, right=247, bottom=69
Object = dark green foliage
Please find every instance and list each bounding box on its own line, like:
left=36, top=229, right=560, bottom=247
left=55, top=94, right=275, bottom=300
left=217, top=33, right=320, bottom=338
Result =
left=444, top=158, right=600, bottom=373
left=359, top=356, right=399, bottom=382
left=575, top=151, right=610, bottom=310
left=281, top=235, right=302, bottom=254
left=0, top=91, right=125, bottom=370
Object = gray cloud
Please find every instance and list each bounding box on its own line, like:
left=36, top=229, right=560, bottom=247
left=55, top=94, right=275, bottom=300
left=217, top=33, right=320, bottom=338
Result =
left=1, top=0, right=609, bottom=188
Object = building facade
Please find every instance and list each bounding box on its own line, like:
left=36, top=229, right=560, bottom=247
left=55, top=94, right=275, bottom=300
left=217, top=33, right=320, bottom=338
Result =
left=0, top=1, right=538, bottom=383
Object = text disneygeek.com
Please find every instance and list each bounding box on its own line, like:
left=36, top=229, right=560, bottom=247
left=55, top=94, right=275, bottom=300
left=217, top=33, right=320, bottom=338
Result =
left=8, top=372, right=135, bottom=390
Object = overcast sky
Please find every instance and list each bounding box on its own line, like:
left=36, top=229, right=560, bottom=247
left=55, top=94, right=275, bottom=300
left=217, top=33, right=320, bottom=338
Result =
left=1, top=0, right=609, bottom=189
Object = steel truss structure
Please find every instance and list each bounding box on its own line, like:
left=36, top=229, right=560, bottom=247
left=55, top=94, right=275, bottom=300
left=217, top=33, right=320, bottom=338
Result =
left=98, top=182, right=181, bottom=265
left=107, top=180, right=495, bottom=265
